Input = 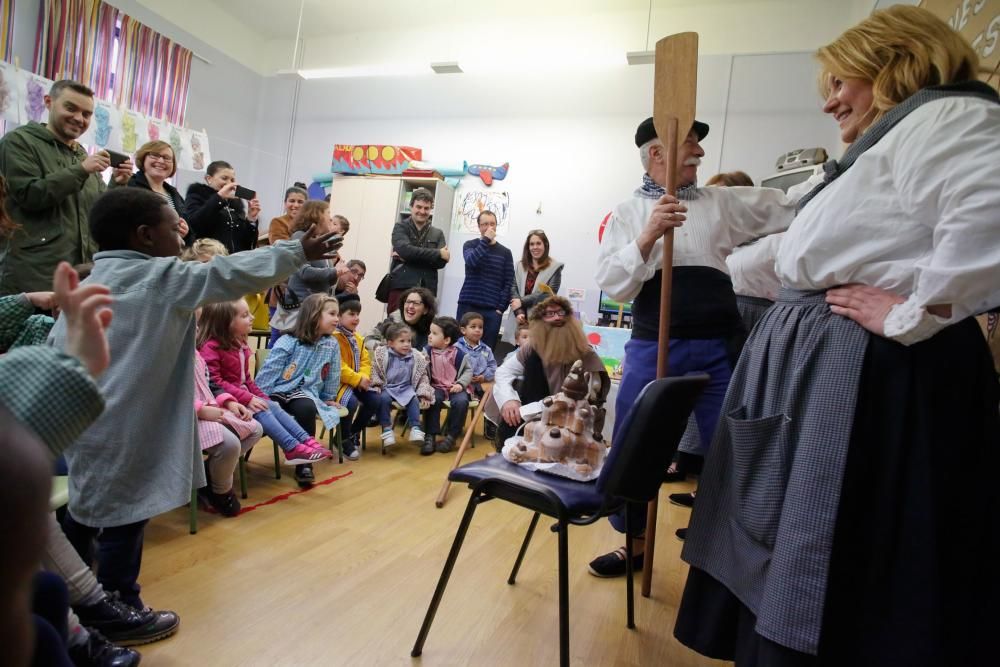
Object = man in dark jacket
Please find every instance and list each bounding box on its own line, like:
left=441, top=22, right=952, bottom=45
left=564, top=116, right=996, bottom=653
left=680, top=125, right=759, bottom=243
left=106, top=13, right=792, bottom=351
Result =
left=0, top=80, right=133, bottom=294
left=386, top=187, right=449, bottom=313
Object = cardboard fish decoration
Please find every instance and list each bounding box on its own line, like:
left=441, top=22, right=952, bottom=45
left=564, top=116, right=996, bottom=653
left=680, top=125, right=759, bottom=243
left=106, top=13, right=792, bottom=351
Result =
left=465, top=161, right=509, bottom=186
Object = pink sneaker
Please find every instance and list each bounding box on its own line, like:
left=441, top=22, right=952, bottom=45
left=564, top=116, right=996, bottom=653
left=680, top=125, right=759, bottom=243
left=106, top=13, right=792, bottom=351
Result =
left=304, top=437, right=325, bottom=451
left=283, top=444, right=332, bottom=465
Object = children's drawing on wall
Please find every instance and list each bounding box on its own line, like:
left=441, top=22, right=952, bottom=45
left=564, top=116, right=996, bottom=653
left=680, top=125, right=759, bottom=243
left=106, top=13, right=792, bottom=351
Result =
left=169, top=126, right=184, bottom=166
left=0, top=62, right=19, bottom=123
left=452, top=190, right=510, bottom=235
left=191, top=132, right=206, bottom=170
left=21, top=74, right=49, bottom=124
left=146, top=118, right=160, bottom=142
left=120, top=111, right=139, bottom=153
left=93, top=105, right=112, bottom=147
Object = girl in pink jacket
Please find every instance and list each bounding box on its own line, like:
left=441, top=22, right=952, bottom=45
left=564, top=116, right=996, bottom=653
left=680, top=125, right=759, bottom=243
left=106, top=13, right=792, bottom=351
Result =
left=197, top=298, right=331, bottom=466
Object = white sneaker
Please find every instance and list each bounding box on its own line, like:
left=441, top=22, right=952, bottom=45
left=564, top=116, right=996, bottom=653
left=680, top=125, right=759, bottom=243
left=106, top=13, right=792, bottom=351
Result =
left=381, top=429, right=396, bottom=447
left=410, top=426, right=425, bottom=442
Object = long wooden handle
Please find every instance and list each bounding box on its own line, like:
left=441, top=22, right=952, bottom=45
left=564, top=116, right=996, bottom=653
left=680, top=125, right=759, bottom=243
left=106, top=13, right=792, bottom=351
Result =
left=645, top=117, right=680, bottom=598
left=435, top=387, right=493, bottom=508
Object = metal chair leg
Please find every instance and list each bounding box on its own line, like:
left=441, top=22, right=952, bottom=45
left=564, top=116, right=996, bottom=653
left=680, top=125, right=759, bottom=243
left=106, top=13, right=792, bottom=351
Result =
left=238, top=457, right=248, bottom=499
left=272, top=442, right=282, bottom=480
left=557, top=521, right=570, bottom=667
left=624, top=503, right=636, bottom=629
left=411, top=493, right=481, bottom=657
left=508, top=512, right=540, bottom=585
left=189, top=488, right=198, bottom=535
left=333, top=424, right=344, bottom=463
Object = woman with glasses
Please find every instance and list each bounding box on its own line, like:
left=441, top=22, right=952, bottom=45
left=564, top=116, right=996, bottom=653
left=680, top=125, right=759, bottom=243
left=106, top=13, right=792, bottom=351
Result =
left=365, top=287, right=438, bottom=351
left=501, top=230, right=564, bottom=345
left=122, top=140, right=191, bottom=244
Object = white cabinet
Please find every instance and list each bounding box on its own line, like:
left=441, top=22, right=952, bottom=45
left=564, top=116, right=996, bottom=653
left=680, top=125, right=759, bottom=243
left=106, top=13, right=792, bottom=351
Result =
left=328, top=176, right=455, bottom=332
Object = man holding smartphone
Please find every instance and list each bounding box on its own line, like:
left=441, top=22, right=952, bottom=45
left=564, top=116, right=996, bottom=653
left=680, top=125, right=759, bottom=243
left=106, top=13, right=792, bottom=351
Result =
left=0, top=79, right=133, bottom=294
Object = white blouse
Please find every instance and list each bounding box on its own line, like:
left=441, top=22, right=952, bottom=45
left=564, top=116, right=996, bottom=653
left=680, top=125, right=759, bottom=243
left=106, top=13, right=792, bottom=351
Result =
left=776, top=96, right=1000, bottom=345
left=596, top=185, right=805, bottom=303
left=726, top=232, right=785, bottom=300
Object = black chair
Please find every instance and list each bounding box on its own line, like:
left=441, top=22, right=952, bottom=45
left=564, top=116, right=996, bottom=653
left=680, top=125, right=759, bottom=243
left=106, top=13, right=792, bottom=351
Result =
left=411, top=375, right=708, bottom=667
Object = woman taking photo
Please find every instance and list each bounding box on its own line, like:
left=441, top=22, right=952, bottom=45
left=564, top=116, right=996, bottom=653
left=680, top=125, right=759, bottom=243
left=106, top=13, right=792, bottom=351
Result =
left=184, top=160, right=261, bottom=254
left=675, top=6, right=999, bottom=665
left=123, top=140, right=190, bottom=244
left=502, top=230, right=564, bottom=344
left=366, top=287, right=437, bottom=351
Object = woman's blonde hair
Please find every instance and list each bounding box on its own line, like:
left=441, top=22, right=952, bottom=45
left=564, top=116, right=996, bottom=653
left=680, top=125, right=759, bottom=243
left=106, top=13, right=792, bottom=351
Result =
left=816, top=5, right=979, bottom=125
left=180, top=238, right=229, bottom=262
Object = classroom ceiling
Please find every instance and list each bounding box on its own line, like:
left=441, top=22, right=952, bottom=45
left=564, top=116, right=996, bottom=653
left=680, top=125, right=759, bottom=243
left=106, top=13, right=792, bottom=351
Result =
left=136, top=0, right=878, bottom=75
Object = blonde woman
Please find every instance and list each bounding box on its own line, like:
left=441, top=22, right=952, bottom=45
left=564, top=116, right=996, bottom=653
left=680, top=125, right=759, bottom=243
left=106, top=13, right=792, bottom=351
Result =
left=124, top=140, right=190, bottom=243
left=676, top=6, right=999, bottom=664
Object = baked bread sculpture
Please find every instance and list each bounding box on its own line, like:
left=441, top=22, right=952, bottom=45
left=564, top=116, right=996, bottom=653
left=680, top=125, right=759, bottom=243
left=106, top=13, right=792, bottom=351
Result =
left=506, top=360, right=607, bottom=476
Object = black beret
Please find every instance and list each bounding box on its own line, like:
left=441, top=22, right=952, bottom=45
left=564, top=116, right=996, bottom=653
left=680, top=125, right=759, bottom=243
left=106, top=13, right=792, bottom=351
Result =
left=635, top=116, right=709, bottom=147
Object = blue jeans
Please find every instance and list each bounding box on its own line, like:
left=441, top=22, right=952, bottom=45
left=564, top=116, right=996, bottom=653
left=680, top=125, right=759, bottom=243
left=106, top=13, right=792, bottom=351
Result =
left=425, top=387, right=470, bottom=437
left=61, top=514, right=148, bottom=609
left=609, top=337, right=732, bottom=534
left=253, top=400, right=312, bottom=451
left=378, top=392, right=420, bottom=429
left=342, top=389, right=379, bottom=437
left=456, top=303, right=502, bottom=349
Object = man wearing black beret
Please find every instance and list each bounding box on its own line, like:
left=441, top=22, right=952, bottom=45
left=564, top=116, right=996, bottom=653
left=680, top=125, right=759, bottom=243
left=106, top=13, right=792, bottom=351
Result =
left=589, top=116, right=811, bottom=577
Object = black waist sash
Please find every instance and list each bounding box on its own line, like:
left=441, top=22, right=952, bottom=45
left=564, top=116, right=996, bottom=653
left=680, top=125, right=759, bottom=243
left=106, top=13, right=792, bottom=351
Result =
left=631, top=266, right=742, bottom=341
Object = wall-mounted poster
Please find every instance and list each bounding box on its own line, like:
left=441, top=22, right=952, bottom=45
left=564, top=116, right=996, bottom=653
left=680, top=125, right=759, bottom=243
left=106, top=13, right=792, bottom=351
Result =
left=188, top=130, right=210, bottom=171
left=0, top=61, right=20, bottom=123
left=119, top=109, right=144, bottom=154
left=452, top=189, right=510, bottom=235
left=78, top=100, right=121, bottom=151
left=18, top=72, right=51, bottom=124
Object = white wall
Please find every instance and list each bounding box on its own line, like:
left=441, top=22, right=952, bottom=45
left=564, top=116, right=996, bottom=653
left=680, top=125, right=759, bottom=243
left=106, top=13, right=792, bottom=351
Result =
left=253, top=52, right=839, bottom=319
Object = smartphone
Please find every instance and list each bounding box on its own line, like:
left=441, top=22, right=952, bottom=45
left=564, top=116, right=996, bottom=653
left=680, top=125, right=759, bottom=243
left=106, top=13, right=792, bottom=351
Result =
left=107, top=150, right=130, bottom=168
left=234, top=185, right=256, bottom=200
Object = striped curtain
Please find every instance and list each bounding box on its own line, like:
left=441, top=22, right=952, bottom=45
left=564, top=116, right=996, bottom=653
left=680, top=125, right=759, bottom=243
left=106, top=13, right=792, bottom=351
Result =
left=112, top=15, right=192, bottom=125
left=0, top=0, right=14, bottom=61
left=33, top=0, right=191, bottom=125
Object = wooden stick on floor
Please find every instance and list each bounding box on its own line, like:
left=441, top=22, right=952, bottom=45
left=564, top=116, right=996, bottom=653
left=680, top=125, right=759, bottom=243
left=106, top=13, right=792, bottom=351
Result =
left=436, top=387, right=493, bottom=508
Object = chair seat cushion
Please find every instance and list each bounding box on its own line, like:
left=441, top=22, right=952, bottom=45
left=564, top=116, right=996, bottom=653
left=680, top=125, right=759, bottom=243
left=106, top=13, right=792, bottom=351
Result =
left=449, top=455, right=606, bottom=517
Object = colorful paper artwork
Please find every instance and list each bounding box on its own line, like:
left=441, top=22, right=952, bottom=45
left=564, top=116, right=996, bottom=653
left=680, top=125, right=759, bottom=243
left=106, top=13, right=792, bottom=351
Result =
left=465, top=161, right=509, bottom=186
left=146, top=116, right=161, bottom=142
left=583, top=325, right=631, bottom=380
left=189, top=131, right=209, bottom=170
left=119, top=110, right=141, bottom=153
left=18, top=72, right=51, bottom=124
left=331, top=144, right=422, bottom=175
left=0, top=61, right=20, bottom=123
left=452, top=189, right=510, bottom=235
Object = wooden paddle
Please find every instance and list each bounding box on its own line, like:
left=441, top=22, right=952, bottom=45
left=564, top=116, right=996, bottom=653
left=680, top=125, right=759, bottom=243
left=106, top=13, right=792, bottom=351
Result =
left=435, top=387, right=493, bottom=508
left=643, top=31, right=699, bottom=599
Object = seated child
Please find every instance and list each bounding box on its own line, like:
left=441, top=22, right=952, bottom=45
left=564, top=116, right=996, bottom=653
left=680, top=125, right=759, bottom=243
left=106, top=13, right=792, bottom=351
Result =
left=455, top=311, right=497, bottom=399
left=515, top=321, right=530, bottom=348
left=198, top=298, right=333, bottom=468
left=49, top=187, right=341, bottom=612
left=369, top=322, right=433, bottom=449
left=256, top=294, right=345, bottom=486
left=423, top=316, right=473, bottom=455
left=332, top=294, right=379, bottom=460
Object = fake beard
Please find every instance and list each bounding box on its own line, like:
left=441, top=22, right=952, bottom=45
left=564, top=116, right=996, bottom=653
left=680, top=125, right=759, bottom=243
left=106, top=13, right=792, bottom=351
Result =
left=529, top=318, right=592, bottom=367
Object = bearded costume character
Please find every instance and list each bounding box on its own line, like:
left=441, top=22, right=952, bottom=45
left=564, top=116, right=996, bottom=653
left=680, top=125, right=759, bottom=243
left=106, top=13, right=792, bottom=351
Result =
left=487, top=295, right=610, bottom=449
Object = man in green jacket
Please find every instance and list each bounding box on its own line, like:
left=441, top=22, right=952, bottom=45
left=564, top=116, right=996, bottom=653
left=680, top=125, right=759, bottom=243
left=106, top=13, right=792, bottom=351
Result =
left=0, top=79, right=133, bottom=295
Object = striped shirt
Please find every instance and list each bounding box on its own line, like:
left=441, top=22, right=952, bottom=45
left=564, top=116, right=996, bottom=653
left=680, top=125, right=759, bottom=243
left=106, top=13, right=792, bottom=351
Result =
left=458, top=237, right=515, bottom=311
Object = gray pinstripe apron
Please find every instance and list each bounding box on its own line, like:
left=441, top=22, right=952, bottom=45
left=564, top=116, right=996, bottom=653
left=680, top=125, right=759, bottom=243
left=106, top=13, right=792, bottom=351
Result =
left=682, top=288, right=869, bottom=654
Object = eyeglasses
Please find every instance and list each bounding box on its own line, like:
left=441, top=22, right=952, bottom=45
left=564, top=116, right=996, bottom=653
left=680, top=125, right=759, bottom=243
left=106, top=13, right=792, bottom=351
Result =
left=146, top=153, right=173, bottom=164
left=404, top=299, right=424, bottom=307
left=350, top=267, right=366, bottom=279
left=542, top=308, right=567, bottom=319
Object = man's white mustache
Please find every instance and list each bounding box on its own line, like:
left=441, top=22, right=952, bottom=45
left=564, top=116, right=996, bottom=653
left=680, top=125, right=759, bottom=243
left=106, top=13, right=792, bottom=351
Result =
left=683, top=157, right=702, bottom=167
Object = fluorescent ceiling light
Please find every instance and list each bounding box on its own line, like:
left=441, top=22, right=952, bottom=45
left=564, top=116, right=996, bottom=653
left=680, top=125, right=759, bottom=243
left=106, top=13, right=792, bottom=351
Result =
left=626, top=50, right=655, bottom=66
left=297, top=63, right=430, bottom=79
left=431, top=61, right=463, bottom=74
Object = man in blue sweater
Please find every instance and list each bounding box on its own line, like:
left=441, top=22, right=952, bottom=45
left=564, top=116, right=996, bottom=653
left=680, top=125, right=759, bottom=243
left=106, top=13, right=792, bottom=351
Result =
left=457, top=211, right=515, bottom=349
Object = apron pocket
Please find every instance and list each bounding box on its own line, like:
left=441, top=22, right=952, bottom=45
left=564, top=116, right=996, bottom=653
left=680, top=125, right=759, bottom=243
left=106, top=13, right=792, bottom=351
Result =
left=727, top=406, right=791, bottom=548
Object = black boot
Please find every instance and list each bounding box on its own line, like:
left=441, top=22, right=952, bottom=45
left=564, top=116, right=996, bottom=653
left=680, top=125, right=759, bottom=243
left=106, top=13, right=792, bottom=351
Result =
left=68, top=629, right=141, bottom=666
left=74, top=592, right=179, bottom=646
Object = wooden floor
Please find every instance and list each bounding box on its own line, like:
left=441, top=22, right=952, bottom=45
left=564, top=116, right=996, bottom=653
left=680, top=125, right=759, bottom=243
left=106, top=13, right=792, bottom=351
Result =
left=138, top=424, right=727, bottom=667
